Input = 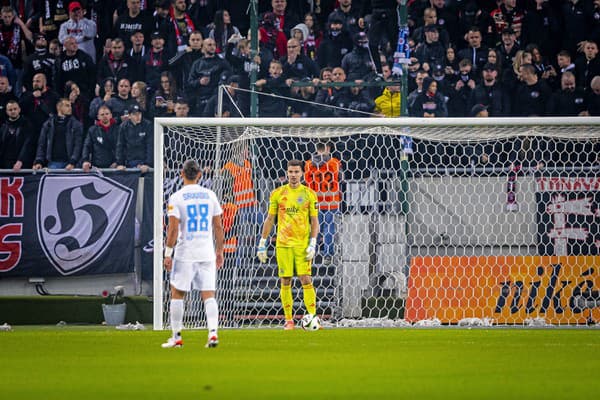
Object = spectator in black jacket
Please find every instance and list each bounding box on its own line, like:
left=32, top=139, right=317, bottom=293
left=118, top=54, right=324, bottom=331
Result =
left=281, top=38, right=320, bottom=80
left=0, top=75, right=17, bottom=125
left=81, top=104, right=119, bottom=171
left=116, top=103, right=152, bottom=172
left=328, top=0, right=362, bottom=38
left=255, top=59, right=290, bottom=117
left=410, top=76, right=448, bottom=117
left=341, top=32, right=379, bottom=80
left=575, top=40, right=600, bottom=92
left=186, top=38, right=232, bottom=116
left=414, top=24, right=447, bottom=72
left=143, top=31, right=171, bottom=91
left=0, top=100, right=34, bottom=170
left=128, top=30, right=148, bottom=69
left=447, top=58, right=477, bottom=117
left=20, top=73, right=59, bottom=143
left=316, top=14, right=353, bottom=69
left=457, top=27, right=488, bottom=74
left=89, top=77, right=115, bottom=122
left=561, top=0, right=591, bottom=57
left=151, top=71, right=181, bottom=118
left=169, top=30, right=204, bottom=94
left=514, top=63, right=552, bottom=116
left=88, top=0, right=117, bottom=62
left=586, top=76, right=600, bottom=116
left=113, top=0, right=153, bottom=48
left=314, top=66, right=352, bottom=117
left=96, top=38, right=140, bottom=88
left=153, top=0, right=177, bottom=57
left=105, top=78, right=136, bottom=123
left=340, top=84, right=375, bottom=117
left=362, top=0, right=400, bottom=52
left=521, top=0, right=561, bottom=60
left=411, top=7, right=450, bottom=49
left=468, top=63, right=511, bottom=117
left=546, top=71, right=587, bottom=116
left=429, top=0, right=460, bottom=50
left=497, top=27, right=520, bottom=71
left=53, top=36, right=96, bottom=98
left=33, top=98, right=83, bottom=170
left=22, top=33, right=56, bottom=92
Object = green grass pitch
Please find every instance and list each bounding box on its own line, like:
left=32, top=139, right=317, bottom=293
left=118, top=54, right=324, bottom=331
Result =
left=1, top=326, right=599, bottom=399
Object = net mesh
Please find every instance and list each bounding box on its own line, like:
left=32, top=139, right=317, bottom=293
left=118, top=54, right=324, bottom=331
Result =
left=156, top=118, right=600, bottom=328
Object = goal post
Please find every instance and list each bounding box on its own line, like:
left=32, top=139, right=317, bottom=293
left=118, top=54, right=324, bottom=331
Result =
left=153, top=117, right=600, bottom=329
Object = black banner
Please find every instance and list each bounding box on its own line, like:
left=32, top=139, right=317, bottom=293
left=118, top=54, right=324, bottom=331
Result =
left=0, top=171, right=139, bottom=277
left=140, top=173, right=154, bottom=280
left=535, top=175, right=600, bottom=256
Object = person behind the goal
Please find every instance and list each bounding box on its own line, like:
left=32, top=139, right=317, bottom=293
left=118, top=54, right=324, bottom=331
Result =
left=256, top=159, right=320, bottom=330
left=162, top=159, right=225, bottom=348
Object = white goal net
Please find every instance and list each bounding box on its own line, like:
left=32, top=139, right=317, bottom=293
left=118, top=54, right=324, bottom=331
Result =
left=153, top=117, right=600, bottom=329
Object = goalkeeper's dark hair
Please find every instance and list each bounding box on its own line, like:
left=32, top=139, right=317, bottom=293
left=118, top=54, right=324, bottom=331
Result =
left=182, top=159, right=201, bottom=180
left=287, top=159, right=303, bottom=170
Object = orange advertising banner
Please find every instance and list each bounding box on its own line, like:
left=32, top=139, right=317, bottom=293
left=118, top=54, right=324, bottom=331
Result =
left=405, top=256, right=600, bottom=324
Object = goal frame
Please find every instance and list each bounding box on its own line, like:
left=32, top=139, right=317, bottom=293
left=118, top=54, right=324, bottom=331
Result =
left=152, top=117, right=600, bottom=330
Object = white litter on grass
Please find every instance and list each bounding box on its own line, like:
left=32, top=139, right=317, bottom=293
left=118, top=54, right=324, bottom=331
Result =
left=413, top=318, right=442, bottom=327
left=116, top=321, right=146, bottom=330
left=524, top=317, right=552, bottom=327
left=56, top=321, right=67, bottom=326
left=457, top=317, right=495, bottom=327
left=324, top=318, right=412, bottom=328
left=0, top=323, right=12, bottom=331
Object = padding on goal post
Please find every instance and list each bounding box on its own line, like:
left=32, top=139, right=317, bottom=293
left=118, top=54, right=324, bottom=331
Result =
left=153, top=117, right=600, bottom=329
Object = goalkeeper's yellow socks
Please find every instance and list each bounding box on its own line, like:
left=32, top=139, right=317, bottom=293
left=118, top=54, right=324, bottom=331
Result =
left=302, top=283, right=317, bottom=315
left=280, top=284, right=293, bottom=321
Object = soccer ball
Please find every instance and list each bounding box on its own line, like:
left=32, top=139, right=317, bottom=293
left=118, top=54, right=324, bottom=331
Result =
left=301, top=314, right=321, bottom=331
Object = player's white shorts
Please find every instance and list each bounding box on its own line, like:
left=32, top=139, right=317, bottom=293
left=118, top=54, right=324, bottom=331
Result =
left=170, top=259, right=216, bottom=292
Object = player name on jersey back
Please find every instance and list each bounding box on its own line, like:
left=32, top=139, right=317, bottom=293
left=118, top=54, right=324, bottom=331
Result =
left=168, top=184, right=223, bottom=262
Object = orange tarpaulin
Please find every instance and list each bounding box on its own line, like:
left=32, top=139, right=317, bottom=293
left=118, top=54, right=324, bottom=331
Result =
left=405, top=256, right=600, bottom=324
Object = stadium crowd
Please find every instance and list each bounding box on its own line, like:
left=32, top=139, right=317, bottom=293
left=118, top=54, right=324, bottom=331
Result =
left=1, top=0, right=600, bottom=170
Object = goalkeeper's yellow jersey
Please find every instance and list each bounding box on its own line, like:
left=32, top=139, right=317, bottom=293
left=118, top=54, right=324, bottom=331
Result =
left=268, top=183, right=318, bottom=248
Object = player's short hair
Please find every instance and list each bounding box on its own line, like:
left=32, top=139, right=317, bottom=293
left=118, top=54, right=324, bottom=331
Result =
left=182, top=159, right=200, bottom=180
left=287, top=159, right=303, bottom=170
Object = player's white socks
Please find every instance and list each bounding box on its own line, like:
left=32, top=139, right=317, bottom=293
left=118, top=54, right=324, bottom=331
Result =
left=170, top=299, right=184, bottom=338
left=204, top=297, right=218, bottom=336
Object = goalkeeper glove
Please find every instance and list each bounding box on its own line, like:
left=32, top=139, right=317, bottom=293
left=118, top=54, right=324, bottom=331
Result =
left=256, top=238, right=268, bottom=263
left=305, top=238, right=317, bottom=261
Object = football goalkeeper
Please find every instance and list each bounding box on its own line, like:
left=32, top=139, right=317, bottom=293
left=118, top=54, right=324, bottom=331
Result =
left=256, top=159, right=320, bottom=330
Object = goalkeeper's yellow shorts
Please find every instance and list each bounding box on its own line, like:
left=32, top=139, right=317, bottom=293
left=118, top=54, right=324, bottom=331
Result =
left=275, top=246, right=311, bottom=277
